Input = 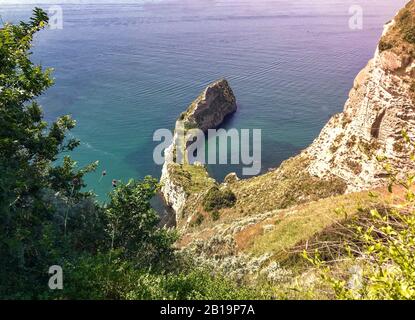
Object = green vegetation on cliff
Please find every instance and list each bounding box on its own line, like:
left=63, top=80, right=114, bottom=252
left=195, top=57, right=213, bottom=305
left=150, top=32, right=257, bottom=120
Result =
left=168, top=163, right=215, bottom=195
left=178, top=155, right=347, bottom=230
left=203, top=186, right=237, bottom=212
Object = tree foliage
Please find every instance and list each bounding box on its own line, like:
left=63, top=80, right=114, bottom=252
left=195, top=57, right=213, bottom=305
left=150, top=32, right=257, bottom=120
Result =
left=0, top=8, right=102, bottom=298
left=106, top=177, right=177, bottom=265
left=56, top=251, right=263, bottom=300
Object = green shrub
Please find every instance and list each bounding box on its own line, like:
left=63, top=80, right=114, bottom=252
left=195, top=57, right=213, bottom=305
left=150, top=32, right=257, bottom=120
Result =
left=305, top=132, right=415, bottom=300
left=0, top=8, right=104, bottom=299
left=404, top=27, right=415, bottom=44
left=378, top=39, right=394, bottom=52
left=378, top=1, right=415, bottom=56
left=191, top=213, right=205, bottom=227
left=57, top=252, right=264, bottom=300
left=203, top=186, right=236, bottom=212
left=211, top=210, right=220, bottom=221
left=399, top=6, right=415, bottom=44
left=0, top=8, right=260, bottom=301
left=106, top=177, right=178, bottom=265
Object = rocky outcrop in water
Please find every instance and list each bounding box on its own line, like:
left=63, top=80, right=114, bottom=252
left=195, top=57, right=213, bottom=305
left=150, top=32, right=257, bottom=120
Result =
left=180, top=79, right=237, bottom=133
left=160, top=79, right=237, bottom=225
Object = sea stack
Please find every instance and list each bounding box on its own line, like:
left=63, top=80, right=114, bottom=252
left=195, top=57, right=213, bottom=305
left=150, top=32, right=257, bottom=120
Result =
left=178, top=79, right=237, bottom=132
left=160, top=79, right=237, bottom=225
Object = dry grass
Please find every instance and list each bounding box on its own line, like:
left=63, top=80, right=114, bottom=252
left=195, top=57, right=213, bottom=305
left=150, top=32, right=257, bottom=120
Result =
left=176, top=186, right=410, bottom=300
left=379, top=0, right=415, bottom=57
left=178, top=185, right=406, bottom=253
left=178, top=187, right=404, bottom=258
left=247, top=191, right=373, bottom=258
left=225, top=155, right=347, bottom=219
left=177, top=154, right=347, bottom=230
left=248, top=187, right=408, bottom=263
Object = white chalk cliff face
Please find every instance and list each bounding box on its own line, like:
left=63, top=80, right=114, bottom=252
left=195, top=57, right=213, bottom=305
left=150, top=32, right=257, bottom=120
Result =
left=305, top=18, right=415, bottom=192
left=160, top=131, right=187, bottom=216
left=160, top=79, right=237, bottom=223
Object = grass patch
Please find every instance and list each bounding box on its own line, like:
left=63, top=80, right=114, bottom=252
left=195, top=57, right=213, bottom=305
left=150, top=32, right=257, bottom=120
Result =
left=176, top=154, right=346, bottom=231
left=190, top=213, right=205, bottom=227
left=226, top=155, right=347, bottom=218
left=168, top=163, right=215, bottom=195
left=248, top=191, right=375, bottom=260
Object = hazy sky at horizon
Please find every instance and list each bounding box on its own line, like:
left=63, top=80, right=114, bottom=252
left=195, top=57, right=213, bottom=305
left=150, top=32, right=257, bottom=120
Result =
left=0, top=0, right=166, bottom=3
left=0, top=0, right=410, bottom=18
left=0, top=0, right=410, bottom=4
left=0, top=0, right=164, bottom=4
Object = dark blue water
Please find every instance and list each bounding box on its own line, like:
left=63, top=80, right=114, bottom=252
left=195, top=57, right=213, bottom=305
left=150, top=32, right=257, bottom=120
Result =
left=1, top=0, right=407, bottom=200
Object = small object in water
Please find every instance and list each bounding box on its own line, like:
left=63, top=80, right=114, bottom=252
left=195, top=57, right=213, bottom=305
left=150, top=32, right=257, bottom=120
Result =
left=112, top=179, right=117, bottom=188
left=99, top=170, right=107, bottom=183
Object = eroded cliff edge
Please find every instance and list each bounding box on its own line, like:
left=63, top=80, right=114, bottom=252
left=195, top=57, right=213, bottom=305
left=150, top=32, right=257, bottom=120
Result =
left=305, top=1, right=415, bottom=191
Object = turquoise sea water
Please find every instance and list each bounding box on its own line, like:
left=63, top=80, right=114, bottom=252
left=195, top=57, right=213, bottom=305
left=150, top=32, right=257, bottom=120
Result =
left=1, top=0, right=408, bottom=201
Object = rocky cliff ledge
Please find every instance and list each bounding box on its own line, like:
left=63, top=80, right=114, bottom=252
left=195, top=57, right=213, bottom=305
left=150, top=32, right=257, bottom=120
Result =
left=160, top=79, right=237, bottom=226
left=306, top=1, right=415, bottom=191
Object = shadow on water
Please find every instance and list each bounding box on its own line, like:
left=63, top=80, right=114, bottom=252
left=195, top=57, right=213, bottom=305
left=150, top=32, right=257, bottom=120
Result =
left=151, top=194, right=176, bottom=228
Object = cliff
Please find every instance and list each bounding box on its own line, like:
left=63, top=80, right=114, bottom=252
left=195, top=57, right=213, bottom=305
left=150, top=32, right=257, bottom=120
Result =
left=306, top=1, right=415, bottom=191
left=160, top=79, right=237, bottom=226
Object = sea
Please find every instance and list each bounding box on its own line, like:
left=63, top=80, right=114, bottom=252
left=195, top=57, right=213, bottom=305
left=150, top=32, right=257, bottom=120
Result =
left=0, top=0, right=408, bottom=201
